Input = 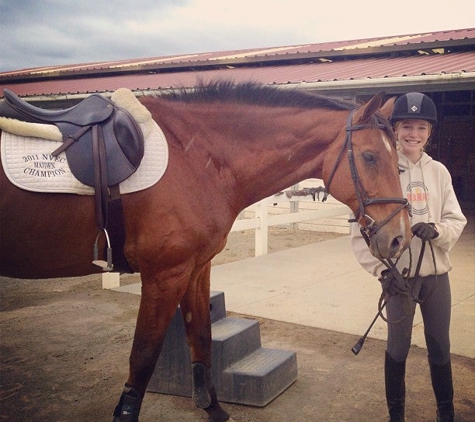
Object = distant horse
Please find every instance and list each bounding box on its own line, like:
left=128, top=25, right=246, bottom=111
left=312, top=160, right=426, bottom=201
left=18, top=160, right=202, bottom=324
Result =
left=0, top=82, right=411, bottom=422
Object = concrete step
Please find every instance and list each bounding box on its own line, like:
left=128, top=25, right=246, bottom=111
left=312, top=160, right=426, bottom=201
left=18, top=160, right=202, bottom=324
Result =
left=211, top=317, right=262, bottom=373
left=221, top=347, right=297, bottom=406
left=147, top=291, right=297, bottom=406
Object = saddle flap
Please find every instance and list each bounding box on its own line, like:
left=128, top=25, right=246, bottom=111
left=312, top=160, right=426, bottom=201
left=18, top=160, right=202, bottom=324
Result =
left=63, top=106, right=144, bottom=187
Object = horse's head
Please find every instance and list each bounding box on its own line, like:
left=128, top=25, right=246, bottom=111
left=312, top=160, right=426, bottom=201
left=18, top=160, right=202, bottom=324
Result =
left=323, top=93, right=411, bottom=260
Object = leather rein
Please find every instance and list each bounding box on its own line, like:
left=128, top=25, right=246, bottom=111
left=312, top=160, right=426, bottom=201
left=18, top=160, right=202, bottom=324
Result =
left=323, top=109, right=409, bottom=240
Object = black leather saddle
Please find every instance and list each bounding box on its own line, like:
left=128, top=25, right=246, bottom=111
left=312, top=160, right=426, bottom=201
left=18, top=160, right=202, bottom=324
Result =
left=0, top=89, right=146, bottom=272
left=0, top=88, right=144, bottom=187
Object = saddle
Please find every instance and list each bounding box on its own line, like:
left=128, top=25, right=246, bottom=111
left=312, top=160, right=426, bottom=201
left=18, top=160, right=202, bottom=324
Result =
left=0, top=89, right=144, bottom=186
left=0, top=89, right=146, bottom=272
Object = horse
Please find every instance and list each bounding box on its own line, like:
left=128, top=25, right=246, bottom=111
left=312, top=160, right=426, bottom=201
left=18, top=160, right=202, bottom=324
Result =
left=0, top=81, right=412, bottom=422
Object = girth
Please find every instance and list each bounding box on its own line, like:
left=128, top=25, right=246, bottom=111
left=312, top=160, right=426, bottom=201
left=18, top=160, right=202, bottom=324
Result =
left=0, top=89, right=145, bottom=273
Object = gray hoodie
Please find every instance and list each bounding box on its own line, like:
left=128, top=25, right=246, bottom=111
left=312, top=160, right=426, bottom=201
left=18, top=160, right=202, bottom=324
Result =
left=351, top=151, right=467, bottom=278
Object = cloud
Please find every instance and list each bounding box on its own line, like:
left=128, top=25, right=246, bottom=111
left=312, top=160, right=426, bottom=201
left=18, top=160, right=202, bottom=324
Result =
left=0, top=0, right=473, bottom=72
left=1, top=0, right=185, bottom=69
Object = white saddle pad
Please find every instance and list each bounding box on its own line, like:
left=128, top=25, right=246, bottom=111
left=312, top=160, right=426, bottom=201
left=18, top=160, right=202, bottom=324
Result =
left=1, top=120, right=168, bottom=195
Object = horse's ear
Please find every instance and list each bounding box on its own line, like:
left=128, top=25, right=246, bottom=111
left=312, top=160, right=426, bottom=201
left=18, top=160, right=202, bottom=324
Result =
left=379, top=96, right=397, bottom=120
left=353, top=92, right=386, bottom=124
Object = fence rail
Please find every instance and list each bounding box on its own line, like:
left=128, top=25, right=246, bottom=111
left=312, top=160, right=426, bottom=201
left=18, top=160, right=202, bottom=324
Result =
left=231, top=189, right=351, bottom=256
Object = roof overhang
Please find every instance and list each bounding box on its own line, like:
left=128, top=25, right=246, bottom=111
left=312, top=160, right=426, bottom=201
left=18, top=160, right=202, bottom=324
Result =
left=279, top=72, right=475, bottom=96
left=14, top=72, right=475, bottom=103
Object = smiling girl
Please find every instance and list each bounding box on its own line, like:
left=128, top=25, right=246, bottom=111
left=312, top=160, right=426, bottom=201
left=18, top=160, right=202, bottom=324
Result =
left=351, top=92, right=466, bottom=422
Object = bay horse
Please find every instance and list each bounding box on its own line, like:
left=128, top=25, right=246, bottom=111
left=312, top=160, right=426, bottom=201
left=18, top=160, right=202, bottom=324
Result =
left=0, top=81, right=411, bottom=422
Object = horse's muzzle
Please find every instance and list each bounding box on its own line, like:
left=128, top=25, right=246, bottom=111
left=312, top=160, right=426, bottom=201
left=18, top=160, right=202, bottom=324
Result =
left=370, top=232, right=408, bottom=260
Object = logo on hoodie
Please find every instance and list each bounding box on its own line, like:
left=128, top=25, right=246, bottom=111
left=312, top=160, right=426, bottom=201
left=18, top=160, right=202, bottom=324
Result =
left=405, top=181, right=429, bottom=215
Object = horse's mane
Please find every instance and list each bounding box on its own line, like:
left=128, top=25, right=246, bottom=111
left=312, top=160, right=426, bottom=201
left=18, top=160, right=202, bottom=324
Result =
left=160, top=80, right=357, bottom=111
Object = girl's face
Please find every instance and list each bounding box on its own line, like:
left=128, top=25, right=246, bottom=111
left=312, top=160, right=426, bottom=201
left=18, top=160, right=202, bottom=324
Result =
left=394, top=118, right=432, bottom=161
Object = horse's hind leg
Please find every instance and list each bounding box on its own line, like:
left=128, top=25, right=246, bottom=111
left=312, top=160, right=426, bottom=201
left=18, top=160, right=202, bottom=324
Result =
left=112, top=267, right=189, bottom=422
left=180, top=263, right=233, bottom=422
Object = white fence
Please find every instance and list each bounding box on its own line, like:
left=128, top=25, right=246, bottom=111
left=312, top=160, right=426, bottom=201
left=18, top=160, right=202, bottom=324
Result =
left=231, top=179, right=351, bottom=256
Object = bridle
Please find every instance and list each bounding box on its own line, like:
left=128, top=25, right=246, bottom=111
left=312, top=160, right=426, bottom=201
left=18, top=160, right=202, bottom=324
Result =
left=321, top=109, right=428, bottom=357
left=322, top=109, right=410, bottom=239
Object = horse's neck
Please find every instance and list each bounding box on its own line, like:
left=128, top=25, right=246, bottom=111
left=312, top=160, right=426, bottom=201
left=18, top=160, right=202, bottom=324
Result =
left=203, top=105, right=341, bottom=209
left=151, top=99, right=344, bottom=211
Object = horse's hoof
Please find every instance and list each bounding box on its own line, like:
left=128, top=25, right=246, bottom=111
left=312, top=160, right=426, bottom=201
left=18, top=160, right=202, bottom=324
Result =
left=207, top=413, right=234, bottom=422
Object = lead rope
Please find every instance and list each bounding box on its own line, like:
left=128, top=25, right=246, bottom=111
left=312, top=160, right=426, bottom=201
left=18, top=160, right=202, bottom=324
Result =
left=351, top=246, right=411, bottom=355
left=352, top=235, right=438, bottom=355
left=410, top=241, right=438, bottom=304
left=397, top=157, right=438, bottom=304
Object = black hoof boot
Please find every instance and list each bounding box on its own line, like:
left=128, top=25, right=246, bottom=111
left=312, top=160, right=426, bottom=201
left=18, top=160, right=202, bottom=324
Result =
left=192, top=362, right=212, bottom=409
left=112, top=385, right=142, bottom=422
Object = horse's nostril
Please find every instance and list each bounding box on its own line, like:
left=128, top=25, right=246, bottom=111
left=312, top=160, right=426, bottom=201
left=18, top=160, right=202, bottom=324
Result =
left=391, top=236, right=403, bottom=253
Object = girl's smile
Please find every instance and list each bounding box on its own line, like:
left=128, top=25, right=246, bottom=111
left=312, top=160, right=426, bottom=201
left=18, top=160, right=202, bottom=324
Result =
left=394, top=118, right=432, bottom=163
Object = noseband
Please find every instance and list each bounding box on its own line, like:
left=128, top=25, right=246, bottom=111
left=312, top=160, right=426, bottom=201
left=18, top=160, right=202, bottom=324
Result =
left=323, top=110, right=409, bottom=239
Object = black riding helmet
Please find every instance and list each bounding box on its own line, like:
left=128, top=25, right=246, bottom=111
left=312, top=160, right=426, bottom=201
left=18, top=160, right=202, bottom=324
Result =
left=390, top=92, right=438, bottom=126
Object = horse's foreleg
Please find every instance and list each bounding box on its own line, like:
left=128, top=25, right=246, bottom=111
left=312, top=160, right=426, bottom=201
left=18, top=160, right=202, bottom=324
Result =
left=180, top=263, right=233, bottom=422
left=113, top=269, right=189, bottom=422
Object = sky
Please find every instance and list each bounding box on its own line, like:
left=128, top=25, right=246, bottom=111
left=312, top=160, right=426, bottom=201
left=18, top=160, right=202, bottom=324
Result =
left=0, top=0, right=473, bottom=73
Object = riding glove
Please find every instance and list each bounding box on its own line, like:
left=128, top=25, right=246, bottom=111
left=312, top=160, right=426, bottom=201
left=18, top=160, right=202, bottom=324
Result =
left=379, top=269, right=409, bottom=297
left=411, top=222, right=439, bottom=241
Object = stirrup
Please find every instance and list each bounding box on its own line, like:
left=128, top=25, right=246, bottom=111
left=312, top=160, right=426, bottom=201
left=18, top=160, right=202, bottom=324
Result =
left=93, top=229, right=113, bottom=271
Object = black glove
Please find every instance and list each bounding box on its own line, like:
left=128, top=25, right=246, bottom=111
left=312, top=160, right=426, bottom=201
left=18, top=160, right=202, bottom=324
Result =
left=379, top=269, right=409, bottom=297
left=411, top=222, right=439, bottom=241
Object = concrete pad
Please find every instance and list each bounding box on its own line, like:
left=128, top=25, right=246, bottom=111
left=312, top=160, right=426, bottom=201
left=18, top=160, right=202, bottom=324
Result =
left=210, top=227, right=474, bottom=359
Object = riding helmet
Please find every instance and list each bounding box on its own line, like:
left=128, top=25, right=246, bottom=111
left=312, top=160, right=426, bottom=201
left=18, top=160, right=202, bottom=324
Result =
left=390, top=92, right=438, bottom=126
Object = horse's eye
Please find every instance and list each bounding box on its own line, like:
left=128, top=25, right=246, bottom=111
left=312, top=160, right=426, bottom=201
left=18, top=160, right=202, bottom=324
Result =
left=362, top=152, right=376, bottom=164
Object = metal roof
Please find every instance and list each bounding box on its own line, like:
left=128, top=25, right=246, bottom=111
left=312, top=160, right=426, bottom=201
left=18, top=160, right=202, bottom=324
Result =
left=1, top=28, right=475, bottom=98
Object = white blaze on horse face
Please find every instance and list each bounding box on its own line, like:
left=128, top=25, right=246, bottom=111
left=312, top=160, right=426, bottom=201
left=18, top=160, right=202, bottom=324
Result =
left=398, top=214, right=409, bottom=255
left=186, top=312, right=193, bottom=323
left=381, top=132, right=392, bottom=153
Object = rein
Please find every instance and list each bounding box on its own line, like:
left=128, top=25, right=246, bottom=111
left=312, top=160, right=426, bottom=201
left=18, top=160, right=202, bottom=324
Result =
left=352, top=235, right=438, bottom=355
left=323, top=110, right=409, bottom=239
left=359, top=226, right=436, bottom=318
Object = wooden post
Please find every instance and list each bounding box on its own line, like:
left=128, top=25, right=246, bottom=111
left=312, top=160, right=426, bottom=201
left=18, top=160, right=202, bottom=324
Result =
left=102, top=272, right=120, bottom=289
left=255, top=199, right=268, bottom=256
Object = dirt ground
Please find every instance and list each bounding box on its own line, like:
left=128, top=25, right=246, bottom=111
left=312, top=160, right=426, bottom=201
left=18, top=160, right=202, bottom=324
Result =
left=1, top=227, right=474, bottom=422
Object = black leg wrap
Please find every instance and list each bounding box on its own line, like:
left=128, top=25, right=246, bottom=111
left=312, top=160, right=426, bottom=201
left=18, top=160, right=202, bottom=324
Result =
left=192, top=362, right=212, bottom=409
left=112, top=385, right=143, bottom=422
